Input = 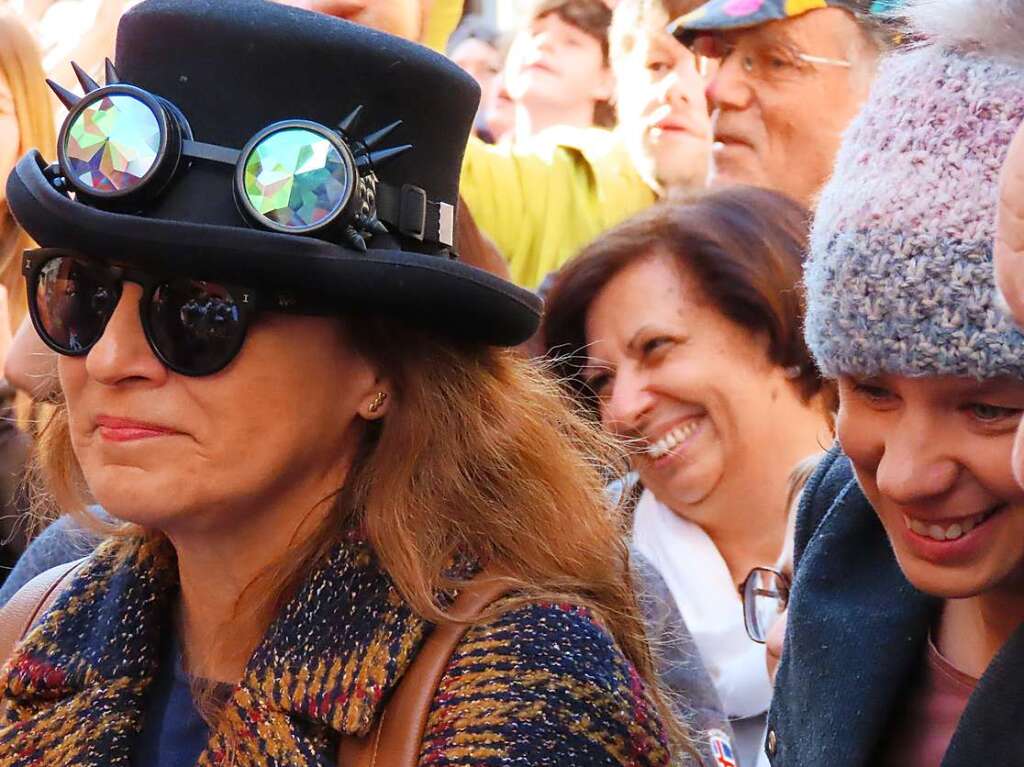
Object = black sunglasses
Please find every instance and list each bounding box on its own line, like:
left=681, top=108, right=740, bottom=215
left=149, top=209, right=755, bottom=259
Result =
left=24, top=248, right=331, bottom=377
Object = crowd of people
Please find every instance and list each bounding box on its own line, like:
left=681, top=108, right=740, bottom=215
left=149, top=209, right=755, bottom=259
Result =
left=0, top=0, right=1020, bottom=765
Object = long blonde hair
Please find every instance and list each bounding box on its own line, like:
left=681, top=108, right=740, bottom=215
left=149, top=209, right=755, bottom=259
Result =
left=32, top=316, right=691, bottom=756
left=0, top=10, right=55, bottom=329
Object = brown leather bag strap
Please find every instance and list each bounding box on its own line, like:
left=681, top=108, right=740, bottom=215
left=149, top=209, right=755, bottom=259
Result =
left=0, top=558, right=85, bottom=670
left=338, top=572, right=514, bottom=767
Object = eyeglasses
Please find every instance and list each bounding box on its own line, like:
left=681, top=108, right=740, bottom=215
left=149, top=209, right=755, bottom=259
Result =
left=45, top=60, right=455, bottom=251
left=739, top=566, right=791, bottom=644
left=689, top=32, right=851, bottom=83
left=24, top=249, right=331, bottom=377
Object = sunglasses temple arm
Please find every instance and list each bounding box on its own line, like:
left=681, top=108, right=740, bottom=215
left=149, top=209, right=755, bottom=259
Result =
left=182, top=140, right=241, bottom=166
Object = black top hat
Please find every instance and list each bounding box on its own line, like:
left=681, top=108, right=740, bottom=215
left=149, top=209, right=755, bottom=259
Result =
left=6, top=0, right=541, bottom=346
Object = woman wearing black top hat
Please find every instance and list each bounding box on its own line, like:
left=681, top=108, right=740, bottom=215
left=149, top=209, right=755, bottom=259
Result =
left=0, top=1, right=679, bottom=765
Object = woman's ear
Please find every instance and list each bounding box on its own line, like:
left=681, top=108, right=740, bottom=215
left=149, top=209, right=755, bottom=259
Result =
left=359, top=384, right=392, bottom=420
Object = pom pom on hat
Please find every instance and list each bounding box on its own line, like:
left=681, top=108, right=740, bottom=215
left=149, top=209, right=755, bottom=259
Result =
left=904, top=0, right=1024, bottom=61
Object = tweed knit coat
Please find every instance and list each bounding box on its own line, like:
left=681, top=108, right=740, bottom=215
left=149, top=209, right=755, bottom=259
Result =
left=0, top=534, right=671, bottom=766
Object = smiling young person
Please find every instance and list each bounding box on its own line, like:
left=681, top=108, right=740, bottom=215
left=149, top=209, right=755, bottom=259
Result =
left=503, top=0, right=615, bottom=143
left=542, top=187, right=834, bottom=765
left=0, top=2, right=682, bottom=764
left=610, top=0, right=712, bottom=196
left=770, top=2, right=1024, bottom=764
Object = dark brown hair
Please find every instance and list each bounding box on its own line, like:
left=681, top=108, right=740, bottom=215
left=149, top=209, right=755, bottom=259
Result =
left=542, top=186, right=835, bottom=413
left=531, top=0, right=616, bottom=127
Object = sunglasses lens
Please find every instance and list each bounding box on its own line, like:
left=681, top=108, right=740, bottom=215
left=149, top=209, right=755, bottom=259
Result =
left=149, top=280, right=247, bottom=376
left=64, top=93, right=162, bottom=194
left=33, top=255, right=118, bottom=353
left=242, top=127, right=351, bottom=231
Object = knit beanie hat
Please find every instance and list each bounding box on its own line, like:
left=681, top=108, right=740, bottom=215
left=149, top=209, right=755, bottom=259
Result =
left=803, top=0, right=1024, bottom=380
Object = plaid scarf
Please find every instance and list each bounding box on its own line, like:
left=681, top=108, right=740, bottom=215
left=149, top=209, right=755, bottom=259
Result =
left=0, top=533, right=671, bottom=766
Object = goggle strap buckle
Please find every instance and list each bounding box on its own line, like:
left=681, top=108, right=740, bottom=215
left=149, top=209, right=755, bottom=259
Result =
left=377, top=183, right=455, bottom=248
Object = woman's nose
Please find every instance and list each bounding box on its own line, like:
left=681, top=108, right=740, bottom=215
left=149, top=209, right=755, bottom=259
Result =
left=874, top=426, right=958, bottom=506
left=85, top=283, right=168, bottom=387
left=602, top=368, right=655, bottom=434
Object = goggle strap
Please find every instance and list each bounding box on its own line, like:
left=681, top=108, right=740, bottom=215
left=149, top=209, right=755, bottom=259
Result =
left=376, top=183, right=455, bottom=249
left=182, top=139, right=241, bottom=166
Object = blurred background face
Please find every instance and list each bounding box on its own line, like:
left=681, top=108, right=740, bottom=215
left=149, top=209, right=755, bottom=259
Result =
left=837, top=374, right=1024, bottom=601
left=702, top=9, right=875, bottom=206
left=0, top=67, right=20, bottom=206
left=59, top=281, right=379, bottom=536
left=451, top=36, right=502, bottom=107
left=614, top=18, right=711, bottom=191
left=484, top=73, right=516, bottom=144
left=582, top=252, right=795, bottom=525
left=505, top=11, right=612, bottom=116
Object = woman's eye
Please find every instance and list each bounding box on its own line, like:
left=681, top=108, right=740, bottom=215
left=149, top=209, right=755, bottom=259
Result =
left=585, top=373, right=611, bottom=397
left=647, top=60, right=671, bottom=74
left=853, top=382, right=893, bottom=402
left=967, top=403, right=1021, bottom=423
left=641, top=337, right=673, bottom=356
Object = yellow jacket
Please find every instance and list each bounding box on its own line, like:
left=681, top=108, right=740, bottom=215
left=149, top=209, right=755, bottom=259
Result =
left=422, top=0, right=462, bottom=53
left=461, top=129, right=656, bottom=289
left=428, top=0, right=655, bottom=288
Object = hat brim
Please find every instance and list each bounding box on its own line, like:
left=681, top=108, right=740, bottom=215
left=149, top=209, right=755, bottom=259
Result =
left=8, top=151, right=541, bottom=347
left=669, top=0, right=823, bottom=45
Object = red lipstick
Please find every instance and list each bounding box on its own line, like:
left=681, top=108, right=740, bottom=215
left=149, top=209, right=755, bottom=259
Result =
left=95, top=416, right=180, bottom=443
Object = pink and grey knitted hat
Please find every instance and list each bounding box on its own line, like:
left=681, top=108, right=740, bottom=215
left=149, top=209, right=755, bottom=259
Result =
left=804, top=0, right=1024, bottom=379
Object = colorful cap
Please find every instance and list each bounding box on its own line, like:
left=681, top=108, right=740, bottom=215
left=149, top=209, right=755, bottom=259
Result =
left=669, top=0, right=898, bottom=44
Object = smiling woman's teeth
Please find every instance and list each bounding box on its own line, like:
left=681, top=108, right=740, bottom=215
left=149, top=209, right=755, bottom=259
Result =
left=647, top=421, right=699, bottom=459
left=903, top=508, right=995, bottom=541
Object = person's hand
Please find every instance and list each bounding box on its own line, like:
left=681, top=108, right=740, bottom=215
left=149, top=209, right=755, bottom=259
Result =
left=995, top=121, right=1024, bottom=326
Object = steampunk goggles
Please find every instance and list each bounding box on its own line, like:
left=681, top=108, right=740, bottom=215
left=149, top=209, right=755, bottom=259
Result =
left=47, top=60, right=456, bottom=252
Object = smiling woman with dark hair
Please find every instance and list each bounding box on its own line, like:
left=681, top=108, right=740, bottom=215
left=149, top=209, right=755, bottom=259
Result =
left=542, top=186, right=834, bottom=764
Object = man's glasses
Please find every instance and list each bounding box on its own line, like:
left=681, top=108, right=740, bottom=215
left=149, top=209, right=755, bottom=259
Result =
left=689, top=32, right=851, bottom=83
left=24, top=249, right=331, bottom=377
left=739, top=566, right=791, bottom=643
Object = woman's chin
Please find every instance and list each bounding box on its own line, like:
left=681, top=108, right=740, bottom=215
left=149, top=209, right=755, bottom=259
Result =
left=642, top=466, right=722, bottom=512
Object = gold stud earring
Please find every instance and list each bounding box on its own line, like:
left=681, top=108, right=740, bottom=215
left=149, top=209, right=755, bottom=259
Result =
left=368, top=391, right=388, bottom=414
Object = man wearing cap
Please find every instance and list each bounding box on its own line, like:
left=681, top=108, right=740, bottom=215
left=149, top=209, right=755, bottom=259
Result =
left=670, top=0, right=895, bottom=208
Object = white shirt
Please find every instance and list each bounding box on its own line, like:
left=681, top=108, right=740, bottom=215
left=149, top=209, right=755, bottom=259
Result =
left=632, top=489, right=773, bottom=720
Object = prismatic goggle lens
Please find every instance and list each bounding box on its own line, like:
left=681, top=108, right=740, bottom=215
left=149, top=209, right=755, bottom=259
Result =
left=63, top=92, right=162, bottom=194
left=241, top=126, right=352, bottom=232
